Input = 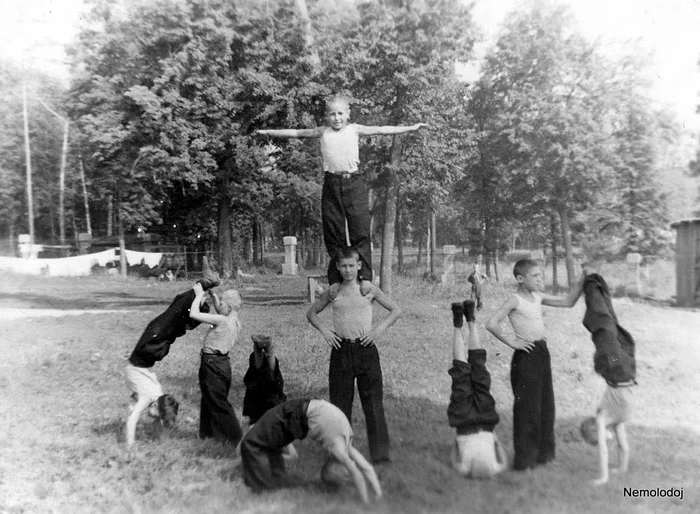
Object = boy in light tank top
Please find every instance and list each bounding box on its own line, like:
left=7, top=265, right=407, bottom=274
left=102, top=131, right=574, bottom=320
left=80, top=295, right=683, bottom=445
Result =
left=258, top=95, right=427, bottom=285
left=306, top=246, right=402, bottom=464
left=486, top=259, right=584, bottom=470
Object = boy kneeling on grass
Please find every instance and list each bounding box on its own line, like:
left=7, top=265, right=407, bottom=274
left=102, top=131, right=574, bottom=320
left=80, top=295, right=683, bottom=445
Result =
left=579, top=265, right=636, bottom=486
left=448, top=300, right=508, bottom=478
left=240, top=398, right=382, bottom=504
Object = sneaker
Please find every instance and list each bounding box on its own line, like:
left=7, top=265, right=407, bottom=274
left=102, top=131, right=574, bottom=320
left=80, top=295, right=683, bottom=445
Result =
left=451, top=302, right=465, bottom=328
left=463, top=299, right=476, bottom=323
left=199, top=256, right=221, bottom=290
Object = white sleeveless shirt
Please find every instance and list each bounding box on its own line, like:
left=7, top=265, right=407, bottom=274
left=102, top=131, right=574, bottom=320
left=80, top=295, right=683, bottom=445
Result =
left=507, top=293, right=547, bottom=342
left=319, top=124, right=360, bottom=172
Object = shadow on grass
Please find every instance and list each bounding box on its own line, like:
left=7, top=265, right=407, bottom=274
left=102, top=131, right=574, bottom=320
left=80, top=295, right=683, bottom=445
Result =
left=0, top=291, right=169, bottom=310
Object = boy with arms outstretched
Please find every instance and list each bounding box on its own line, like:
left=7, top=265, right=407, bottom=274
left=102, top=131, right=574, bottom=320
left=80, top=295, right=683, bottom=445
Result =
left=448, top=299, right=508, bottom=477
left=258, top=95, right=427, bottom=284
left=306, top=246, right=401, bottom=464
left=485, top=259, right=584, bottom=470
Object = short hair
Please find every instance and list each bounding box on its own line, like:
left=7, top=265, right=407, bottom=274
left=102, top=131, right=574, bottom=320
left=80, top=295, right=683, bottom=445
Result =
left=336, top=246, right=360, bottom=262
left=157, top=394, right=179, bottom=429
left=513, top=259, right=538, bottom=279
left=220, top=289, right=242, bottom=313
left=325, top=95, right=350, bottom=111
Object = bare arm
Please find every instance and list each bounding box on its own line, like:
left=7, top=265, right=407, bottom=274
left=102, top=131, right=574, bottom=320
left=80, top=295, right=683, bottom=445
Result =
left=189, top=285, right=226, bottom=326
left=592, top=414, right=610, bottom=485
left=306, top=293, right=341, bottom=349
left=349, top=445, right=382, bottom=499
left=359, top=290, right=402, bottom=346
left=126, top=397, right=151, bottom=447
left=541, top=271, right=585, bottom=308
left=613, top=423, right=629, bottom=473
left=257, top=128, right=319, bottom=138
left=330, top=442, right=369, bottom=504
left=357, top=123, right=428, bottom=136
left=485, top=296, right=535, bottom=352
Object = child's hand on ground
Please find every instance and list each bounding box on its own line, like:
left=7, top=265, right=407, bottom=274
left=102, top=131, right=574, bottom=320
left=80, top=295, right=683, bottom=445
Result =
left=414, top=123, right=429, bottom=130
left=591, top=476, right=608, bottom=486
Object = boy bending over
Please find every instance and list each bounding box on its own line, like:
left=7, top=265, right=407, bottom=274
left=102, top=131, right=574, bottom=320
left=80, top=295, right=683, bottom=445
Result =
left=240, top=398, right=382, bottom=504
left=448, top=300, right=508, bottom=478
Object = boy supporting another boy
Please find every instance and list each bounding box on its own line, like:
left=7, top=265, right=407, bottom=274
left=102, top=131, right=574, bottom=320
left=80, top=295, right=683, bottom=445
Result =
left=306, top=246, right=402, bottom=464
left=240, top=398, right=382, bottom=504
left=258, top=95, right=427, bottom=284
left=486, top=259, right=584, bottom=470
left=448, top=300, right=508, bottom=478
left=190, top=284, right=243, bottom=447
left=125, top=272, right=219, bottom=446
left=242, top=334, right=287, bottom=425
left=579, top=271, right=636, bottom=485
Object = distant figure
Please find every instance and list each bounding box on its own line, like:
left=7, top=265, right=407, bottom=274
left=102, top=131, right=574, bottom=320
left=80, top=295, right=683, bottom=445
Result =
left=307, top=246, right=402, bottom=465
left=240, top=398, right=382, bottom=504
left=467, top=263, right=488, bottom=310
left=258, top=94, right=427, bottom=285
left=486, top=259, right=584, bottom=470
left=579, top=270, right=636, bottom=485
left=190, top=284, right=244, bottom=447
left=448, top=299, right=508, bottom=478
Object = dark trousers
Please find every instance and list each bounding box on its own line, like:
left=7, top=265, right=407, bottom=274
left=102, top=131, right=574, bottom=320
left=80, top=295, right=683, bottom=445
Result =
left=510, top=340, right=555, bottom=470
left=321, top=173, right=372, bottom=285
left=240, top=399, right=310, bottom=492
left=329, top=340, right=389, bottom=462
left=129, top=289, right=210, bottom=367
left=199, top=353, right=242, bottom=446
left=447, top=350, right=499, bottom=434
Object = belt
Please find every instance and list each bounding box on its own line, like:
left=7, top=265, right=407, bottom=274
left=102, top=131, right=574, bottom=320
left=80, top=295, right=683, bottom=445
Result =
left=340, top=338, right=362, bottom=344
left=606, top=379, right=637, bottom=388
left=326, top=172, right=363, bottom=179
left=201, top=350, right=229, bottom=357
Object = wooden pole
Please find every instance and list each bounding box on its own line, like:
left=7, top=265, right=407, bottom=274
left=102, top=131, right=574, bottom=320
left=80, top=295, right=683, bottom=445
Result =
left=22, top=80, right=35, bottom=245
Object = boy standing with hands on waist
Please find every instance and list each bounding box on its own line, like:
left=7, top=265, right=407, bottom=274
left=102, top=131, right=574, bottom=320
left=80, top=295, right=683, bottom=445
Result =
left=486, top=259, right=584, bottom=470
left=258, top=95, right=427, bottom=285
left=307, top=246, right=402, bottom=464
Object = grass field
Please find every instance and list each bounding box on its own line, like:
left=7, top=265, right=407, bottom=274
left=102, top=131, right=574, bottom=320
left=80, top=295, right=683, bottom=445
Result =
left=0, top=270, right=698, bottom=513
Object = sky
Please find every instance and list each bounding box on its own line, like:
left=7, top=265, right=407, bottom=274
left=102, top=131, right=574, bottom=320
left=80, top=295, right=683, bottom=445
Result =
left=0, top=0, right=698, bottom=129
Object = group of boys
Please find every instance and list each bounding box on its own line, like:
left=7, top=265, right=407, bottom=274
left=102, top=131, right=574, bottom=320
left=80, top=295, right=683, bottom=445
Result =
left=124, top=94, right=636, bottom=506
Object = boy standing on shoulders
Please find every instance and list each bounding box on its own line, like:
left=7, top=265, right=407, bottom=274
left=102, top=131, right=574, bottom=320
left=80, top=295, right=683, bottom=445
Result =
left=258, top=95, right=427, bottom=285
left=486, top=259, right=584, bottom=470
left=306, top=246, right=402, bottom=464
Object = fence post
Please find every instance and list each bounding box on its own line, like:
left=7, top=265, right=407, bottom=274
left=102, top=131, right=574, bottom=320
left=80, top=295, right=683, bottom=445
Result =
left=626, top=252, right=643, bottom=296
left=282, top=236, right=298, bottom=275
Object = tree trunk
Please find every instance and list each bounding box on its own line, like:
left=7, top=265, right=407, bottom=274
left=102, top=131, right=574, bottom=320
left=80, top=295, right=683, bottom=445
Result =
left=218, top=198, right=234, bottom=279
left=252, top=217, right=263, bottom=266
left=107, top=194, right=113, bottom=237
left=22, top=80, right=34, bottom=245
left=396, top=191, right=403, bottom=275
left=550, top=213, right=559, bottom=292
left=79, top=157, right=92, bottom=237
left=379, top=135, right=404, bottom=294
left=558, top=206, right=575, bottom=289
left=117, top=193, right=127, bottom=278
left=417, top=232, right=422, bottom=265
left=59, top=121, right=68, bottom=254
left=429, top=209, right=436, bottom=277
left=426, top=216, right=432, bottom=274
left=294, top=0, right=320, bottom=68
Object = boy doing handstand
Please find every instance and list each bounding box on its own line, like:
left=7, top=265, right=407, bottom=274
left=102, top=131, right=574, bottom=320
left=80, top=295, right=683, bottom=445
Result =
left=306, top=246, right=401, bottom=464
left=486, top=259, right=584, bottom=470
left=448, top=300, right=508, bottom=478
left=125, top=270, right=219, bottom=446
left=579, top=269, right=636, bottom=485
left=258, top=95, right=427, bottom=284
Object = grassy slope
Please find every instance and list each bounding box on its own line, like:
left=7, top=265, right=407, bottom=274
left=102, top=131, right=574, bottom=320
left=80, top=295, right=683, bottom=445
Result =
left=0, top=271, right=698, bottom=514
